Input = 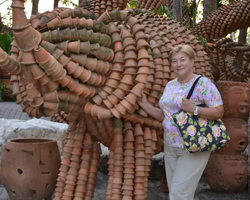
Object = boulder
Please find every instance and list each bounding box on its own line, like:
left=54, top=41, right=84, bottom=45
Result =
left=0, top=118, right=68, bottom=157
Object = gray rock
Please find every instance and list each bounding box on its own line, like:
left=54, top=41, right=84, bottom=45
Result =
left=0, top=118, right=68, bottom=156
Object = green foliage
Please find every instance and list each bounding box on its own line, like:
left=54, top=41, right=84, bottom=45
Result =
left=0, top=80, right=6, bottom=102
left=189, top=0, right=203, bottom=28
left=197, top=36, right=207, bottom=47
left=126, top=0, right=136, bottom=9
left=60, top=0, right=77, bottom=7
left=0, top=33, right=13, bottom=55
left=154, top=5, right=176, bottom=20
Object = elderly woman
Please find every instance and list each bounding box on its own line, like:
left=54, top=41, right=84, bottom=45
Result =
left=138, top=44, right=224, bottom=200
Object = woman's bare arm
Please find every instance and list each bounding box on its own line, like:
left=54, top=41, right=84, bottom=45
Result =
left=182, top=98, right=224, bottom=120
left=137, top=92, right=164, bottom=121
left=195, top=105, right=224, bottom=120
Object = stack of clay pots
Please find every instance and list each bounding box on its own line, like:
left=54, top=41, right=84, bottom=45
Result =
left=54, top=116, right=101, bottom=200
left=0, top=1, right=217, bottom=200
left=204, top=81, right=249, bottom=192
left=194, top=0, right=250, bottom=41
left=3, top=1, right=214, bottom=122
left=80, top=0, right=129, bottom=17
left=136, top=0, right=166, bottom=10
left=122, top=121, right=135, bottom=200
left=209, top=38, right=250, bottom=83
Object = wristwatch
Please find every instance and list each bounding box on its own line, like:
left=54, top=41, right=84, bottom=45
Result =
left=194, top=106, right=199, bottom=116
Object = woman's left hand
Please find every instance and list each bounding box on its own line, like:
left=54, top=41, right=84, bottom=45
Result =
left=182, top=98, right=196, bottom=113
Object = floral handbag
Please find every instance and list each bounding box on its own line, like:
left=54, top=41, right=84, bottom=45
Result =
left=172, top=77, right=230, bottom=153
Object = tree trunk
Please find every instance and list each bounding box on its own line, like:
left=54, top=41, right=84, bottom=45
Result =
left=203, top=0, right=217, bottom=19
left=192, top=0, right=196, bottom=29
left=238, top=28, right=248, bottom=44
left=31, top=0, right=40, bottom=15
left=54, top=0, right=59, bottom=8
left=173, top=0, right=182, bottom=21
left=79, top=0, right=83, bottom=6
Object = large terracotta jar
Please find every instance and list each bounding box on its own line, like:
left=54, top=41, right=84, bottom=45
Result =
left=204, top=153, right=248, bottom=192
left=215, top=118, right=248, bottom=155
left=0, top=138, right=61, bottom=200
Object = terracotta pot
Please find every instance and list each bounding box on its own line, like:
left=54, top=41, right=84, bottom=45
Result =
left=106, top=79, right=119, bottom=89
left=110, top=72, right=122, bottom=80
left=110, top=107, right=122, bottom=119
left=123, top=37, right=136, bottom=48
left=127, top=16, right=138, bottom=29
left=131, top=83, right=144, bottom=97
left=0, top=138, right=61, bottom=200
left=114, top=41, right=123, bottom=52
left=43, top=102, right=59, bottom=111
left=111, top=32, right=122, bottom=43
left=144, top=140, right=152, bottom=147
left=20, top=51, right=36, bottom=65
left=120, top=99, right=133, bottom=111
left=107, top=94, right=120, bottom=105
left=43, top=90, right=59, bottom=103
left=97, top=107, right=113, bottom=120
left=30, top=64, right=46, bottom=80
left=135, top=74, right=148, bottom=84
left=124, top=67, right=137, bottom=75
left=26, top=83, right=41, bottom=101
left=121, top=28, right=132, bottom=39
left=124, top=44, right=137, bottom=53
left=30, top=97, right=44, bottom=107
left=108, top=22, right=119, bottom=35
left=120, top=74, right=134, bottom=85
left=38, top=74, right=49, bottom=85
left=124, top=148, right=134, bottom=156
left=136, top=39, right=149, bottom=50
left=103, top=99, right=114, bottom=109
left=115, top=104, right=127, bottom=115
left=135, top=143, right=145, bottom=151
left=123, top=172, right=135, bottom=181
left=124, top=156, right=135, bottom=164
left=117, top=83, right=130, bottom=92
left=113, top=88, right=126, bottom=99
left=111, top=63, right=123, bottom=72
left=85, top=58, right=98, bottom=71
left=124, top=59, right=137, bottom=68
left=124, top=93, right=137, bottom=105
left=137, top=58, right=149, bottom=67
left=34, top=46, right=51, bottom=65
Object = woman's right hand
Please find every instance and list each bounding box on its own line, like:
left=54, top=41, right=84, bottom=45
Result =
left=137, top=92, right=148, bottom=109
left=137, top=91, right=164, bottom=121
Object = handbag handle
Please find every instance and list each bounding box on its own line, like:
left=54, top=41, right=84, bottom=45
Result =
left=186, top=76, right=202, bottom=99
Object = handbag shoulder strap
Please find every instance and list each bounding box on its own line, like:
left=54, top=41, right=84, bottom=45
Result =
left=186, top=76, right=202, bottom=99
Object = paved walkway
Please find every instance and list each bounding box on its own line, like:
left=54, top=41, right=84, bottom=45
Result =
left=0, top=101, right=249, bottom=200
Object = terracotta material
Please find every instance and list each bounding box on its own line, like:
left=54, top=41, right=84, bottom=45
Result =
left=204, top=154, right=248, bottom=192
left=4, top=2, right=248, bottom=199
left=0, top=138, right=61, bottom=200
left=216, top=81, right=249, bottom=120
left=215, top=118, right=248, bottom=155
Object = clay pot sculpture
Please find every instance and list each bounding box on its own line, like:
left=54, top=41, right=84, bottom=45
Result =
left=204, top=153, right=248, bottom=192
left=215, top=81, right=250, bottom=120
left=0, top=138, right=61, bottom=200
left=215, top=118, right=248, bottom=155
